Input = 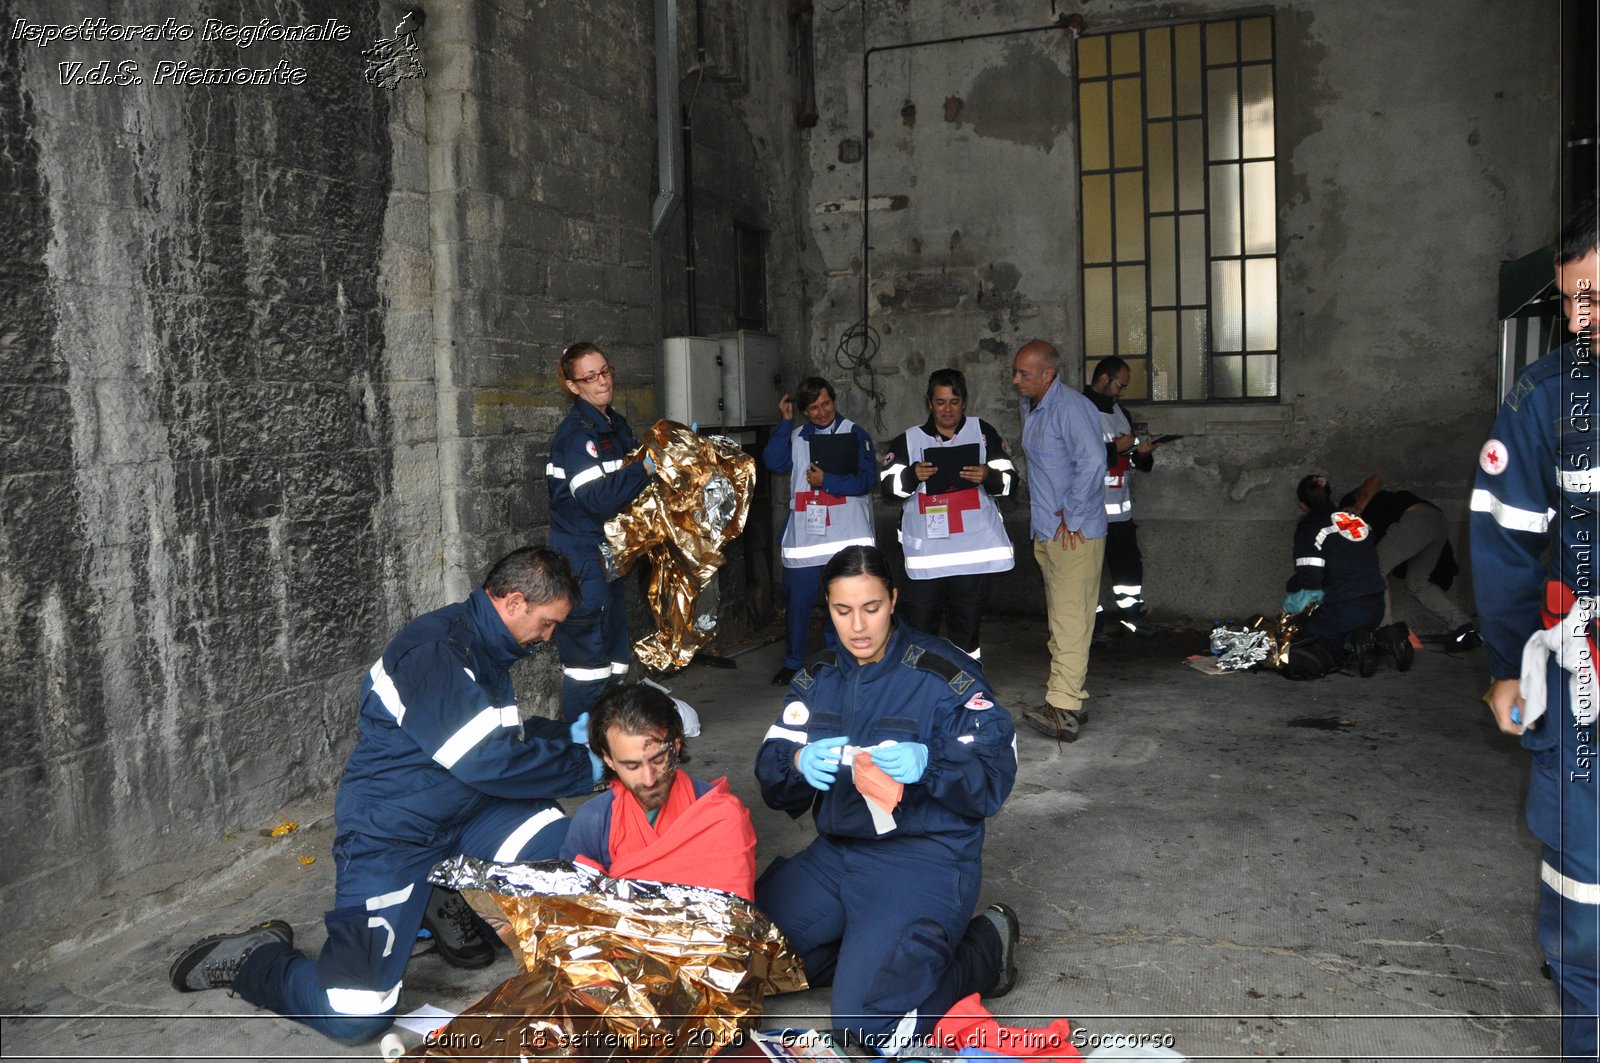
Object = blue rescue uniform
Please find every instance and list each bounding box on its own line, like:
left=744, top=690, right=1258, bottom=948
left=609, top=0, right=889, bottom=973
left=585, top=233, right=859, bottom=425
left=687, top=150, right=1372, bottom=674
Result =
left=1471, top=341, right=1600, bottom=1058
left=754, top=624, right=1017, bottom=1046
left=1288, top=507, right=1385, bottom=650
left=547, top=400, right=651, bottom=721
left=233, top=589, right=595, bottom=1042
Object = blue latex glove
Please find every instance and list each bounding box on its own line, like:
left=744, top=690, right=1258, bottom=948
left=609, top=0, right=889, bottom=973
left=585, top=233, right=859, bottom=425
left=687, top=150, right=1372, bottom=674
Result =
left=642, top=453, right=656, bottom=476
left=796, top=736, right=849, bottom=791
left=689, top=421, right=699, bottom=433
left=587, top=749, right=606, bottom=786
left=569, top=712, right=591, bottom=747
left=870, top=741, right=930, bottom=784
left=1281, top=588, right=1324, bottom=615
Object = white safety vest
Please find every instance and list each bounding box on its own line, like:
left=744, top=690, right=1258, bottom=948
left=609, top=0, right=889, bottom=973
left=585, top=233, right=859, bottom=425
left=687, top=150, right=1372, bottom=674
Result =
left=1098, top=401, right=1134, bottom=522
left=780, top=419, right=875, bottom=568
left=889, top=418, right=1015, bottom=579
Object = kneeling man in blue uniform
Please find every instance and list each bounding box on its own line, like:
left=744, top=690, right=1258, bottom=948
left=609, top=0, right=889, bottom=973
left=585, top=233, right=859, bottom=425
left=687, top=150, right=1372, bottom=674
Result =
left=168, top=547, right=604, bottom=1043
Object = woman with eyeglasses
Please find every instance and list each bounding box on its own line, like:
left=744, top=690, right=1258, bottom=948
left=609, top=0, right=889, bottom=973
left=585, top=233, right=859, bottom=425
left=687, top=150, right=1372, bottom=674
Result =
left=879, top=368, right=1016, bottom=662
left=762, top=376, right=878, bottom=686
left=546, top=342, right=651, bottom=721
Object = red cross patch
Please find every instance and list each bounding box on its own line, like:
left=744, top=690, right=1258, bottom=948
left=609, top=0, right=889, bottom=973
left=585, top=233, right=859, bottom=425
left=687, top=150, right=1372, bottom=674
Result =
left=585, top=440, right=599, bottom=458
left=1332, top=512, right=1369, bottom=541
left=1479, top=438, right=1508, bottom=476
left=964, top=691, right=993, bottom=710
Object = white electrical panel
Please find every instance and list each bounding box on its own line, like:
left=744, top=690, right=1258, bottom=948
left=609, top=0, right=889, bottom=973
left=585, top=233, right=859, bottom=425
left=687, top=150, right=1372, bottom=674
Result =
left=661, top=336, right=724, bottom=426
left=716, top=330, right=783, bottom=426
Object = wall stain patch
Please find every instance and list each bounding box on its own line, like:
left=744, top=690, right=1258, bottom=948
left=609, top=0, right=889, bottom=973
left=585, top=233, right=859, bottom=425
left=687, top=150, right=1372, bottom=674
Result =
left=958, top=43, right=1073, bottom=151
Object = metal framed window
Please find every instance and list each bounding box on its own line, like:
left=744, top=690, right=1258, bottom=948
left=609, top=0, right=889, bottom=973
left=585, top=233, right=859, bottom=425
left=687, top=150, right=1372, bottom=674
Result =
left=734, top=221, right=769, bottom=331
left=1076, top=15, right=1279, bottom=401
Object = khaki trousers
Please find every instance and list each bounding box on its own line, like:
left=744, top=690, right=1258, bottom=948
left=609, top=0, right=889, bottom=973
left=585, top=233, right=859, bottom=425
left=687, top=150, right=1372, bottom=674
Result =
left=1035, top=536, right=1105, bottom=712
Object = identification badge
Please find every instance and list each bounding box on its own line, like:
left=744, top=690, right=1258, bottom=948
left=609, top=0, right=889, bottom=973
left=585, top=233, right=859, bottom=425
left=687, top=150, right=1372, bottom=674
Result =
left=805, top=503, right=829, bottom=535
left=924, top=505, right=950, bottom=539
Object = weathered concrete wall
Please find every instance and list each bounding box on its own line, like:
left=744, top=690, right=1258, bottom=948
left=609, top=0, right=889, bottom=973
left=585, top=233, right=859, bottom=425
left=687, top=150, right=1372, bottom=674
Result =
left=803, top=0, right=1561, bottom=625
left=0, top=0, right=802, bottom=952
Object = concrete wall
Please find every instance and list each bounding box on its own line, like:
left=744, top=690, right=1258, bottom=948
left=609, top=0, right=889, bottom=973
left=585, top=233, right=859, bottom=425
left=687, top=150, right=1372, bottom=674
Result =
left=0, top=0, right=803, bottom=949
left=802, top=0, right=1562, bottom=625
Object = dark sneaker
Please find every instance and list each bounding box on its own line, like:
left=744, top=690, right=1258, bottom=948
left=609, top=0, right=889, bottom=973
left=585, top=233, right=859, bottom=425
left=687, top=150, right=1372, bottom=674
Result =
left=771, top=666, right=798, bottom=687
left=169, top=920, right=293, bottom=993
left=1021, top=706, right=1082, bottom=742
left=979, top=903, right=1020, bottom=998
left=1452, top=624, right=1484, bottom=651
left=421, top=888, right=495, bottom=969
left=1380, top=622, right=1414, bottom=673
left=1352, top=629, right=1378, bottom=678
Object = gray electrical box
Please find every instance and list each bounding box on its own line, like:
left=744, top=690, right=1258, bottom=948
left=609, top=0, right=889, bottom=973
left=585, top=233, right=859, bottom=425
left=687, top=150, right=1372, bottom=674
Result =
left=716, top=330, right=783, bottom=426
left=661, top=336, right=724, bottom=426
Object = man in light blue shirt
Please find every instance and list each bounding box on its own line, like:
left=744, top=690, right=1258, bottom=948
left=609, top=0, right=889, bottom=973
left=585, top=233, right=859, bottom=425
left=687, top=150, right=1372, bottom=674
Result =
left=1012, top=339, right=1107, bottom=741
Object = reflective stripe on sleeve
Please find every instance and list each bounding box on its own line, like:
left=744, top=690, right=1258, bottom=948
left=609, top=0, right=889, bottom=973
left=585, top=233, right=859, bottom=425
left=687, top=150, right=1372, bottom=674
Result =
left=493, top=806, right=568, bottom=862
left=368, top=659, right=406, bottom=725
left=1558, top=469, right=1599, bottom=493
left=881, top=464, right=911, bottom=498
left=1295, top=556, right=1326, bottom=568
left=765, top=725, right=809, bottom=744
left=545, top=463, right=567, bottom=479
left=610, top=661, right=630, bottom=675
left=570, top=466, right=605, bottom=491
left=1471, top=487, right=1552, bottom=533
left=564, top=664, right=613, bottom=681
left=433, top=705, right=520, bottom=769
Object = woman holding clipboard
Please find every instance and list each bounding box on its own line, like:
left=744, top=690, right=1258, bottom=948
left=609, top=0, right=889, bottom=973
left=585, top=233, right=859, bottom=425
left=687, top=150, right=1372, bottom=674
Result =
left=762, top=376, right=877, bottom=685
left=879, top=368, right=1016, bottom=661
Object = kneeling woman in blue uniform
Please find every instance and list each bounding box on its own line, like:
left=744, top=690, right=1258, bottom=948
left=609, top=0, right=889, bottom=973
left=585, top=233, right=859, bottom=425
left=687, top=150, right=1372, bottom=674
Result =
left=754, top=545, right=1020, bottom=1051
left=762, top=376, right=878, bottom=686
left=1282, top=474, right=1386, bottom=679
left=546, top=342, right=652, bottom=721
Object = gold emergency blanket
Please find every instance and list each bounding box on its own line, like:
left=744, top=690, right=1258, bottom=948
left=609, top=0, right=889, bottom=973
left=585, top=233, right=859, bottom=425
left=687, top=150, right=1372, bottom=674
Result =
left=401, top=857, right=807, bottom=1061
left=602, top=420, right=756, bottom=671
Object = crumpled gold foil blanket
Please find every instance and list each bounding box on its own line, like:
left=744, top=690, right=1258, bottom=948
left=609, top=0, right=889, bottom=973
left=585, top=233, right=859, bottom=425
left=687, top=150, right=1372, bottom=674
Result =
left=602, top=420, right=756, bottom=671
left=401, top=857, right=806, bottom=1061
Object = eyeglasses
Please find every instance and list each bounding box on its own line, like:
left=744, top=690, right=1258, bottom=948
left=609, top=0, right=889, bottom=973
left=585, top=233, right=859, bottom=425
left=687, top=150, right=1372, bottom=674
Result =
left=568, top=365, right=614, bottom=385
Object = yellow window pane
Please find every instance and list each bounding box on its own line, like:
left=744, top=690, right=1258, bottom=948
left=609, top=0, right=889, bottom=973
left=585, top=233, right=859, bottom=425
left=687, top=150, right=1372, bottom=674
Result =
left=1151, top=310, right=1178, bottom=400
left=1211, top=260, right=1243, bottom=352
left=1245, top=257, right=1278, bottom=351
left=1082, top=174, right=1113, bottom=263
left=1115, top=172, right=1146, bottom=260
left=1177, top=119, right=1204, bottom=211
left=1241, top=17, right=1273, bottom=62
left=1084, top=267, right=1115, bottom=357
left=1077, top=34, right=1107, bottom=79
left=1174, top=24, right=1202, bottom=115
left=1179, top=213, right=1206, bottom=306
left=1112, top=78, right=1144, bottom=168
left=1149, top=215, right=1176, bottom=305
left=1246, top=353, right=1278, bottom=397
left=1111, top=32, right=1141, bottom=75
left=1079, top=81, right=1109, bottom=171
left=1209, top=163, right=1241, bottom=257
left=1206, top=20, right=1236, bottom=65
left=1148, top=121, right=1174, bottom=212
left=1212, top=354, right=1244, bottom=398
left=1208, top=68, right=1240, bottom=161
left=1145, top=27, right=1172, bottom=119
left=1243, top=161, right=1276, bottom=254
left=1181, top=308, right=1208, bottom=400
left=1125, top=358, right=1150, bottom=400
left=1242, top=65, right=1275, bottom=158
left=1117, top=265, right=1147, bottom=355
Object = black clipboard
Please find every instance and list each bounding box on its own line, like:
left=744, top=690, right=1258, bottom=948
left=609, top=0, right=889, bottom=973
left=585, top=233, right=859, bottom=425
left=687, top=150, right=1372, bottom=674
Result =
left=807, top=432, right=858, bottom=475
left=923, top=443, right=980, bottom=494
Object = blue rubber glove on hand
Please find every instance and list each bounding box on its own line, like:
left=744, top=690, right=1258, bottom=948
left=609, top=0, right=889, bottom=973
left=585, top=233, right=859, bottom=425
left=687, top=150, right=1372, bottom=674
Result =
left=587, top=749, right=606, bottom=786
left=1282, top=588, right=1325, bottom=615
left=642, top=453, right=656, bottom=476
left=796, top=736, right=849, bottom=791
left=689, top=421, right=699, bottom=433
left=569, top=712, right=591, bottom=747
left=870, top=741, right=930, bottom=784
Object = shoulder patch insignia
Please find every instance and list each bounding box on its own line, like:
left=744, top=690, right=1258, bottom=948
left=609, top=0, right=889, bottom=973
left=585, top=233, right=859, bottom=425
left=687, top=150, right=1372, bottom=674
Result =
left=949, top=671, right=976, bottom=696
left=585, top=439, right=599, bottom=459
left=782, top=701, right=810, bottom=726
left=901, top=644, right=925, bottom=669
left=1479, top=438, right=1508, bottom=476
left=1330, top=511, right=1370, bottom=542
left=794, top=667, right=815, bottom=690
left=964, top=691, right=993, bottom=710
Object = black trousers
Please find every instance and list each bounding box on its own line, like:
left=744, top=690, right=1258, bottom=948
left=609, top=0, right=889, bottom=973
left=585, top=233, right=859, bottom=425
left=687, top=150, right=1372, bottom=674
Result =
left=1101, top=520, right=1145, bottom=621
left=898, top=572, right=993, bottom=657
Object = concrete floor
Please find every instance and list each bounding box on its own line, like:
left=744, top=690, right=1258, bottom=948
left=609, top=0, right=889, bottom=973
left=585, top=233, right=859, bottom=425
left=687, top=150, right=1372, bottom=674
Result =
left=0, top=615, right=1559, bottom=1061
